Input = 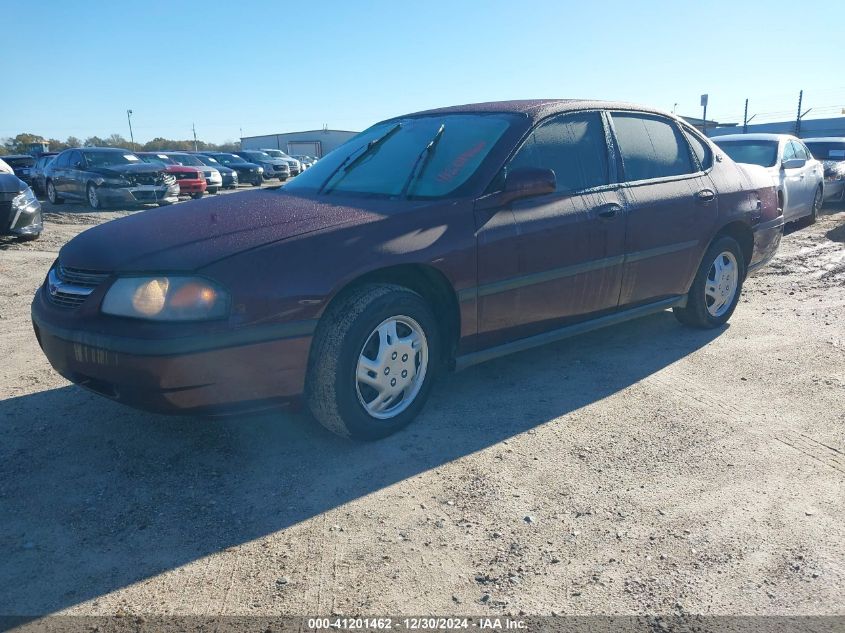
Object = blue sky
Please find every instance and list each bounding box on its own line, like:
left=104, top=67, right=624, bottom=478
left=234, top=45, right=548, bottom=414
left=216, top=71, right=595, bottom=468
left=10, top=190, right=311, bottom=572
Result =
left=4, top=0, right=844, bottom=144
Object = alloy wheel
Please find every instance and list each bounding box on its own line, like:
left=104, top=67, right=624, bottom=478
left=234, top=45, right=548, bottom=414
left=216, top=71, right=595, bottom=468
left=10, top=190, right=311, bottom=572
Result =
left=88, top=185, right=99, bottom=208
left=355, top=315, right=428, bottom=419
left=705, top=251, right=738, bottom=318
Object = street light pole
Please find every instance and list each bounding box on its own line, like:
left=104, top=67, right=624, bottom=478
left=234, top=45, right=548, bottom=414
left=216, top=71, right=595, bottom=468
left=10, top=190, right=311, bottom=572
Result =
left=126, top=109, right=135, bottom=151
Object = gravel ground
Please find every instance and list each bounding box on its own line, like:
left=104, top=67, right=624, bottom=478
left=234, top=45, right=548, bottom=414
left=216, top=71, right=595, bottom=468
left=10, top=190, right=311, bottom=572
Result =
left=0, top=192, right=843, bottom=619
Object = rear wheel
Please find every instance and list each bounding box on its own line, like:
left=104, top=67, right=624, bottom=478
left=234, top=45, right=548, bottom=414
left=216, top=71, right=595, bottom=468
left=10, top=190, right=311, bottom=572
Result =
left=673, top=236, right=745, bottom=329
left=305, top=284, right=439, bottom=440
left=46, top=180, right=63, bottom=205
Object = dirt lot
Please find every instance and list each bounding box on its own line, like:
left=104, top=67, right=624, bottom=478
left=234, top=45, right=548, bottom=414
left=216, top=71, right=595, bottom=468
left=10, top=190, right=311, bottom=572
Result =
left=0, top=191, right=843, bottom=618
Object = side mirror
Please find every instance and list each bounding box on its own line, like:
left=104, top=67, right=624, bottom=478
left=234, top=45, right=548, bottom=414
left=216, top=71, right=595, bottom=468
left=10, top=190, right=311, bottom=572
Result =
left=501, top=167, right=556, bottom=203
left=782, top=158, right=806, bottom=170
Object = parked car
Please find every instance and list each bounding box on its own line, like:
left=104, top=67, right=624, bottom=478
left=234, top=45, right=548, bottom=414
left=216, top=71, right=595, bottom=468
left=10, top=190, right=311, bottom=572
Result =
left=31, top=100, right=781, bottom=440
left=201, top=152, right=264, bottom=186
left=190, top=153, right=238, bottom=189
left=292, top=155, right=317, bottom=169
left=137, top=152, right=207, bottom=199
left=1, top=173, right=42, bottom=240
left=30, top=152, right=58, bottom=196
left=2, top=154, right=36, bottom=187
left=712, top=134, right=824, bottom=224
left=260, top=149, right=301, bottom=176
left=235, top=150, right=290, bottom=181
left=147, top=152, right=222, bottom=194
left=803, top=137, right=845, bottom=204
left=44, top=147, right=178, bottom=208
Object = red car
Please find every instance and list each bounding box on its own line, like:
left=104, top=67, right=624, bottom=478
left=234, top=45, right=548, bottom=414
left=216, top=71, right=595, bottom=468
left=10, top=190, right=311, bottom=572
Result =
left=32, top=100, right=782, bottom=440
left=138, top=153, right=207, bottom=199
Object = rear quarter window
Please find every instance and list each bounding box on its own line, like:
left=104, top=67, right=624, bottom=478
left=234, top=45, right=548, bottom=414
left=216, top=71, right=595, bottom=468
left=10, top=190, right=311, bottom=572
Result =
left=611, top=113, right=695, bottom=181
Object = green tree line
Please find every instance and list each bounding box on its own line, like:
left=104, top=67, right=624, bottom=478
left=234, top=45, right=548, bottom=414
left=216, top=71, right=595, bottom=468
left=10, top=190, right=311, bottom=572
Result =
left=0, top=132, right=240, bottom=155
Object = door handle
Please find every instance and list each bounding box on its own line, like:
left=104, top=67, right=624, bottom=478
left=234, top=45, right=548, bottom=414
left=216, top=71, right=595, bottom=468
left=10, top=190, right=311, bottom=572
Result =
left=595, top=203, right=622, bottom=219
left=696, top=189, right=716, bottom=203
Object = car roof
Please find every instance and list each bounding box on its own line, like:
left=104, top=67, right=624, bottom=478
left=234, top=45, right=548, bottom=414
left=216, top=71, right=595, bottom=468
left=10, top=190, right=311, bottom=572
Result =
left=79, top=147, right=132, bottom=152
left=3, top=154, right=35, bottom=159
left=803, top=137, right=845, bottom=142
left=403, top=98, right=679, bottom=124
left=712, top=133, right=796, bottom=142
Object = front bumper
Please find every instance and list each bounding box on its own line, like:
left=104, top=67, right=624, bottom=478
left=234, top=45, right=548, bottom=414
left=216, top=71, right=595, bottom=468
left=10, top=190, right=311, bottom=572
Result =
left=31, top=286, right=314, bottom=414
left=823, top=179, right=845, bottom=202
left=0, top=193, right=43, bottom=237
left=221, top=172, right=238, bottom=187
left=176, top=180, right=207, bottom=194
left=98, top=184, right=179, bottom=206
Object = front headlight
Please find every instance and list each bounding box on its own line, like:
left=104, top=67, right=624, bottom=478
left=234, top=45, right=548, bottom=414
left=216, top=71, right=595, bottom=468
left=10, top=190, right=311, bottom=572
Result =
left=257, top=167, right=264, bottom=173
left=101, top=276, right=230, bottom=321
left=12, top=187, right=40, bottom=214
left=93, top=176, right=131, bottom=187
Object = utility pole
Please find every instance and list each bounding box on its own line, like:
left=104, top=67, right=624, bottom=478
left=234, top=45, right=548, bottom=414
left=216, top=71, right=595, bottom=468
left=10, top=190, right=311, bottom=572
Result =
left=126, top=109, right=135, bottom=151
left=700, top=94, right=709, bottom=135
left=794, top=90, right=812, bottom=138
left=743, top=99, right=749, bottom=134
left=192, top=122, right=198, bottom=151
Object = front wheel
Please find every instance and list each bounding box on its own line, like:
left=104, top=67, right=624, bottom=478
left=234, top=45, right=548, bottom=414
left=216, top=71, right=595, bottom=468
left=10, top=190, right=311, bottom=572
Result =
left=191, top=192, right=204, bottom=199
left=673, top=236, right=745, bottom=329
left=804, top=185, right=822, bottom=225
left=86, top=183, right=102, bottom=209
left=305, top=284, right=440, bottom=440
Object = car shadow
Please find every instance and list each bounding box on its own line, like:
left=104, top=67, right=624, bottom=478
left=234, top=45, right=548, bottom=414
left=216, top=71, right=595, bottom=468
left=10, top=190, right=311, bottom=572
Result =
left=0, top=311, right=723, bottom=617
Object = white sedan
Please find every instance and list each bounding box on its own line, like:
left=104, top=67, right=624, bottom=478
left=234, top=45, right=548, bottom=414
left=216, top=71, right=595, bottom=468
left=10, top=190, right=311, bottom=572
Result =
left=712, top=133, right=824, bottom=224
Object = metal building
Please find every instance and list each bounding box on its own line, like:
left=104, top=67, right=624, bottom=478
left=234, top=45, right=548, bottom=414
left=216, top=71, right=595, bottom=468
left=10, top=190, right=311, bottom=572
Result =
left=240, top=129, right=358, bottom=158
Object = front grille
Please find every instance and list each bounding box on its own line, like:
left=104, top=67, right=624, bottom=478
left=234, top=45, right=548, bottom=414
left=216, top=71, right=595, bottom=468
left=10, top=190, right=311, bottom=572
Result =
left=174, top=171, right=197, bottom=180
left=47, top=266, right=109, bottom=309
left=0, top=201, right=12, bottom=231
left=128, top=172, right=175, bottom=186
left=58, top=266, right=109, bottom=288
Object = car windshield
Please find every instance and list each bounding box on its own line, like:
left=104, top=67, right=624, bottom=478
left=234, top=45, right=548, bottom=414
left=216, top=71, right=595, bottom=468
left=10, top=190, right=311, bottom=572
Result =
left=84, top=151, right=142, bottom=167
left=285, top=113, right=518, bottom=199
left=714, top=140, right=779, bottom=167
left=166, top=154, right=204, bottom=167
left=199, top=155, right=220, bottom=165
left=141, top=154, right=175, bottom=165
left=211, top=153, right=239, bottom=164
left=805, top=142, right=845, bottom=161
left=245, top=151, right=272, bottom=161
left=263, top=150, right=283, bottom=157
left=5, top=156, right=36, bottom=167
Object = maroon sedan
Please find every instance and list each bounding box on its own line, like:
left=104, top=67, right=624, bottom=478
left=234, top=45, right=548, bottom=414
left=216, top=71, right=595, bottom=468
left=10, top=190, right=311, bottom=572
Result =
left=32, top=100, right=783, bottom=439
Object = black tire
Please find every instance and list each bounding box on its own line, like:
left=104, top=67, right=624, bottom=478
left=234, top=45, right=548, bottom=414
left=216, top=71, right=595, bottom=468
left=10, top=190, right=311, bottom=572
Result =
left=207, top=186, right=219, bottom=194
left=305, top=284, right=440, bottom=440
left=804, top=185, right=822, bottom=226
left=46, top=180, right=63, bottom=205
left=18, top=233, right=40, bottom=242
left=86, top=182, right=102, bottom=209
left=673, top=236, right=746, bottom=329
left=191, top=192, right=204, bottom=199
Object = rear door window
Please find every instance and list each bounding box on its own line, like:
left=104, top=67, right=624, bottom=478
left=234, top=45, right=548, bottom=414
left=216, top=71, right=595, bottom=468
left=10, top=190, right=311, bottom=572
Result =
left=681, top=127, right=712, bottom=171
left=611, top=113, right=695, bottom=182
left=508, top=111, right=610, bottom=193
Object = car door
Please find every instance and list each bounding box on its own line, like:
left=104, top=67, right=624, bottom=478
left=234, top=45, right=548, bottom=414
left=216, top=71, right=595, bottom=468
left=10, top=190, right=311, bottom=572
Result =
left=780, top=140, right=804, bottom=220
left=64, top=150, right=85, bottom=199
left=608, top=111, right=718, bottom=307
left=792, top=140, right=818, bottom=211
left=50, top=151, right=71, bottom=195
left=474, top=110, right=626, bottom=347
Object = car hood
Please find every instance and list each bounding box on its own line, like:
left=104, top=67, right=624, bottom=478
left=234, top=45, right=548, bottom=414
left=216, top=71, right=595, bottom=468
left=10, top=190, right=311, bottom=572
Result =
left=58, top=189, right=382, bottom=272
left=87, top=163, right=167, bottom=178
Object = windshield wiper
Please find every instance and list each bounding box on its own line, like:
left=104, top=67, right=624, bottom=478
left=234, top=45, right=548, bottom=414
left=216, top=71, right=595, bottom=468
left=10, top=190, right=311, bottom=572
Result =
left=400, top=123, right=445, bottom=198
left=319, top=123, right=402, bottom=194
